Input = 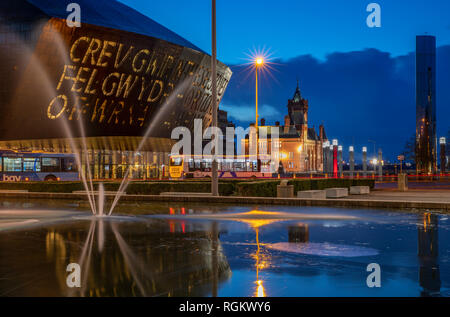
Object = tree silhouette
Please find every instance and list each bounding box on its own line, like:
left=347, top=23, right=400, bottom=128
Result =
left=401, top=134, right=416, bottom=162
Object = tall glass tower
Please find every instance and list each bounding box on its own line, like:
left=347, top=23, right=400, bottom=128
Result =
left=416, top=35, right=437, bottom=174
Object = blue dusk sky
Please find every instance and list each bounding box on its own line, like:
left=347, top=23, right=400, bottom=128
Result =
left=121, top=0, right=450, bottom=160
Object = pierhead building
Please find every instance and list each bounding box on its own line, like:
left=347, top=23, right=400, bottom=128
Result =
left=243, top=82, right=327, bottom=173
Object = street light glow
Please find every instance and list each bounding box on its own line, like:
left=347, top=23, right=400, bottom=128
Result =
left=256, top=57, right=264, bottom=66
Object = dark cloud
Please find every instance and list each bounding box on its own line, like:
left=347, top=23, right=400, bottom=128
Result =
left=222, top=46, right=450, bottom=160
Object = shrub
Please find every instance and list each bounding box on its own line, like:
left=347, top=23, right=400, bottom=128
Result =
left=124, top=181, right=236, bottom=196
left=0, top=178, right=374, bottom=197
left=235, top=180, right=280, bottom=197
left=0, top=181, right=85, bottom=193
left=236, top=178, right=375, bottom=197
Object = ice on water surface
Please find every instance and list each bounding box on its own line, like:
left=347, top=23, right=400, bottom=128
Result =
left=268, top=242, right=379, bottom=257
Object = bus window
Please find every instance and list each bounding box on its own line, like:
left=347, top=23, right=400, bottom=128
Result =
left=23, top=158, right=41, bottom=172
left=233, top=161, right=245, bottom=172
left=41, top=157, right=61, bottom=173
left=169, top=157, right=183, bottom=167
left=3, top=157, right=22, bottom=172
left=201, top=160, right=211, bottom=172
left=62, top=157, right=78, bottom=172
left=188, top=159, right=195, bottom=171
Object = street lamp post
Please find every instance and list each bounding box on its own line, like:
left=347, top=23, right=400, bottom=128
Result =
left=378, top=148, right=383, bottom=180
left=362, top=146, right=367, bottom=177
left=332, top=139, right=338, bottom=178
left=322, top=141, right=329, bottom=175
left=211, top=0, right=218, bottom=196
left=349, top=146, right=354, bottom=179
left=255, top=58, right=264, bottom=131
left=254, top=57, right=264, bottom=172
left=440, top=137, right=447, bottom=175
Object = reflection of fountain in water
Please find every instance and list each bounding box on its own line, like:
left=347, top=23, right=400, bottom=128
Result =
left=56, top=216, right=231, bottom=297
left=74, top=218, right=150, bottom=297
left=97, top=183, right=104, bottom=217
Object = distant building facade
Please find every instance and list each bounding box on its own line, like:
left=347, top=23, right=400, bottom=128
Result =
left=218, top=110, right=235, bottom=155
left=415, top=35, right=437, bottom=174
left=243, top=82, right=327, bottom=173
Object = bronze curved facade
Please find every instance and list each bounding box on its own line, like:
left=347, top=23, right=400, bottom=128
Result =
left=0, top=0, right=232, bottom=152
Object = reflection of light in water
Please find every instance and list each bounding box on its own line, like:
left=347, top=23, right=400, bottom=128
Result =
left=160, top=209, right=357, bottom=222
left=256, top=280, right=265, bottom=297
left=170, top=209, right=355, bottom=297
left=45, top=231, right=67, bottom=260
left=418, top=212, right=440, bottom=296
left=45, top=231, right=69, bottom=289
left=268, top=242, right=378, bottom=257
left=254, top=227, right=267, bottom=297
left=423, top=212, right=432, bottom=233
left=240, top=218, right=280, bottom=229
left=233, top=213, right=277, bottom=298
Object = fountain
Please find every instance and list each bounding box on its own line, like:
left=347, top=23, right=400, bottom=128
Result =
left=106, top=79, right=191, bottom=216
left=5, top=24, right=99, bottom=215
left=48, top=25, right=194, bottom=217
left=5, top=24, right=194, bottom=218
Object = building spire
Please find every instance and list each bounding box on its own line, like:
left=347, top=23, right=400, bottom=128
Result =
left=293, top=79, right=301, bottom=102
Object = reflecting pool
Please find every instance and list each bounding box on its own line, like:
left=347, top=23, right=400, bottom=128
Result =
left=0, top=199, right=449, bottom=297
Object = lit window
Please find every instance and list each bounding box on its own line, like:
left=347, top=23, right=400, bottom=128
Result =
left=3, top=157, right=22, bottom=172
left=23, top=158, right=41, bottom=172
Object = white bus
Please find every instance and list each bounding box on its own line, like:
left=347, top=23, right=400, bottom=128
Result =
left=169, top=155, right=275, bottom=179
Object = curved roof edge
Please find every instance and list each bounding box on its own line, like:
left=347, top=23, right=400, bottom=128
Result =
left=26, top=0, right=205, bottom=53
